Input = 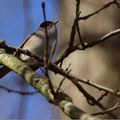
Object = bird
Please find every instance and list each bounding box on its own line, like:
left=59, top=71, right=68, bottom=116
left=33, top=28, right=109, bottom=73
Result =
left=0, top=20, right=58, bottom=78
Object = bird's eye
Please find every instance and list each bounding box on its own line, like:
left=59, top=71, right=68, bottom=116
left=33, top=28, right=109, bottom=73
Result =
left=40, top=21, right=52, bottom=28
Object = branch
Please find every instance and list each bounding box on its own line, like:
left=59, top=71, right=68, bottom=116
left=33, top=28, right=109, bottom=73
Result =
left=54, top=29, right=120, bottom=64
left=92, top=103, right=120, bottom=116
left=1, top=40, right=120, bottom=98
left=1, top=40, right=120, bottom=99
left=68, top=13, right=79, bottom=49
left=54, top=0, right=120, bottom=66
left=42, top=1, right=55, bottom=96
left=79, top=0, right=120, bottom=20
left=0, top=48, right=100, bottom=119
left=0, top=49, right=53, bottom=101
left=42, top=2, right=49, bottom=66
left=0, top=44, right=116, bottom=117
left=49, top=63, right=120, bottom=98
left=85, top=29, right=120, bottom=48
left=56, top=68, right=71, bottom=93
left=49, top=64, right=118, bottom=118
left=0, top=85, right=38, bottom=95
left=0, top=40, right=43, bottom=63
left=67, top=0, right=81, bottom=49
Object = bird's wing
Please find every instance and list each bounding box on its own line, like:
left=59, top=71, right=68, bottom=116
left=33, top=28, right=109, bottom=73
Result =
left=19, top=32, right=36, bottom=48
left=0, top=32, right=37, bottom=79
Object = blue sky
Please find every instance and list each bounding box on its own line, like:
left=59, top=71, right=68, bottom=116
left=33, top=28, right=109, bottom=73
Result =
left=0, top=0, right=60, bottom=119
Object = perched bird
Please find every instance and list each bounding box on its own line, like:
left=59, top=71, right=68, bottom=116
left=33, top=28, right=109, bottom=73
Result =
left=0, top=20, right=58, bottom=78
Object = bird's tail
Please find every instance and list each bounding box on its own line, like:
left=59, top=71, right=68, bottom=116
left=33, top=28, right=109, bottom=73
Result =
left=0, top=66, right=11, bottom=79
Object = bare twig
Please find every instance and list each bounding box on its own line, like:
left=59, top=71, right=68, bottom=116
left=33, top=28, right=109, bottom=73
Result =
left=65, top=63, right=71, bottom=71
left=42, top=2, right=49, bottom=67
left=49, top=64, right=117, bottom=117
left=86, top=29, right=120, bottom=48
left=78, top=80, right=120, bottom=98
left=42, top=2, right=55, bottom=95
left=70, top=78, right=116, bottom=117
left=48, top=40, right=57, bottom=63
left=49, top=63, right=120, bottom=98
left=56, top=64, right=72, bottom=93
left=54, top=29, right=120, bottom=65
left=77, top=25, right=85, bottom=47
left=1, top=0, right=120, bottom=118
left=2, top=29, right=120, bottom=99
left=92, top=103, right=120, bottom=116
left=76, top=0, right=80, bottom=15
left=56, top=69, right=71, bottom=93
left=54, top=0, right=120, bottom=65
left=79, top=0, right=120, bottom=20
left=0, top=85, right=38, bottom=95
left=1, top=40, right=117, bottom=117
left=97, top=92, right=108, bottom=103
left=0, top=50, right=87, bottom=119
left=68, top=17, right=77, bottom=48
left=68, top=9, right=80, bottom=48
left=76, top=0, right=85, bottom=48
left=2, top=39, right=118, bottom=100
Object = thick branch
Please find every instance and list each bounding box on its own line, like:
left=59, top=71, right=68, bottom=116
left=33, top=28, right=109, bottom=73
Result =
left=0, top=49, right=100, bottom=119
left=0, top=49, right=53, bottom=101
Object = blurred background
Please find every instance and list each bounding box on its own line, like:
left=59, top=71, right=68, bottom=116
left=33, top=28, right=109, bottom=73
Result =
left=1, top=0, right=120, bottom=119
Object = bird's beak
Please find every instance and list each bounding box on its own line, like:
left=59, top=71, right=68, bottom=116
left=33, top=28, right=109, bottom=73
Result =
left=54, top=19, right=60, bottom=25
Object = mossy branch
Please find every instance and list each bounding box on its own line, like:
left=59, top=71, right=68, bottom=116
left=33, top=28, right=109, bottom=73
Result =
left=0, top=48, right=53, bottom=101
left=0, top=48, right=100, bottom=119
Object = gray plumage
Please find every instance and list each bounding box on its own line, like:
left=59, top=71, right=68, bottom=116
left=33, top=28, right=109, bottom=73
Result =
left=0, top=21, right=58, bottom=78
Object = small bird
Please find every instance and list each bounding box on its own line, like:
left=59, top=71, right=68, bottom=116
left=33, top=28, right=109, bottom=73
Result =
left=0, top=20, right=58, bottom=78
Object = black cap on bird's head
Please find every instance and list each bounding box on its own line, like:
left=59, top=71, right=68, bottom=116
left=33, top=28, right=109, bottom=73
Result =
left=40, top=20, right=59, bottom=29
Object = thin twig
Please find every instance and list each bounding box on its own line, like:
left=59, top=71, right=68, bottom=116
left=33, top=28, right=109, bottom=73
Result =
left=49, top=64, right=117, bottom=118
left=86, top=29, right=120, bottom=48
left=42, top=2, right=49, bottom=67
left=92, top=103, right=120, bottom=116
left=41, top=2, right=55, bottom=95
left=54, top=1, right=120, bottom=65
left=2, top=38, right=116, bottom=100
left=76, top=0, right=80, bottom=15
left=1, top=29, right=120, bottom=99
left=56, top=69, right=71, bottom=93
left=1, top=28, right=120, bottom=103
left=97, top=92, right=108, bottom=103
left=70, top=78, right=116, bottom=117
left=0, top=85, right=38, bottom=95
left=0, top=50, right=86, bottom=119
left=48, top=40, right=57, bottom=63
left=54, top=29, right=120, bottom=65
left=67, top=0, right=84, bottom=49
left=77, top=25, right=85, bottom=48
left=79, top=0, right=120, bottom=20
left=49, top=63, right=120, bottom=99
left=56, top=64, right=72, bottom=93
left=76, top=0, right=85, bottom=48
